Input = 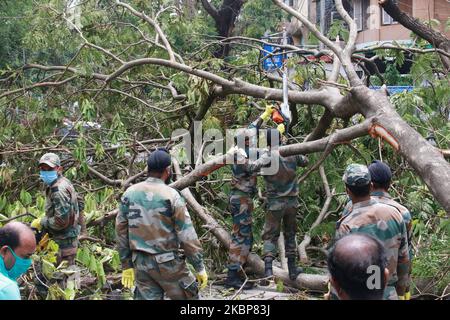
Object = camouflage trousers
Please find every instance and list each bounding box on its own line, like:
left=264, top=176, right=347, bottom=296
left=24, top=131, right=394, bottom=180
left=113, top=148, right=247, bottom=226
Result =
left=262, top=197, right=298, bottom=258
left=54, top=237, right=79, bottom=266
left=132, top=251, right=199, bottom=300
left=228, top=193, right=254, bottom=271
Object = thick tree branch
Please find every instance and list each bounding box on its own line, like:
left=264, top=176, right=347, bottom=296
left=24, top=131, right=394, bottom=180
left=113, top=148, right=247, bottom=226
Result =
left=0, top=75, right=77, bottom=99
left=200, top=0, right=220, bottom=21
left=352, top=86, right=450, bottom=212
left=333, top=0, right=363, bottom=86
left=87, top=166, right=122, bottom=186
left=171, top=119, right=373, bottom=191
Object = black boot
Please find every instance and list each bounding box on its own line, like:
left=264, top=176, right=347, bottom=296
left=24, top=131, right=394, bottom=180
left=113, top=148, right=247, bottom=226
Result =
left=264, top=257, right=273, bottom=278
left=287, top=256, right=303, bottom=280
left=224, top=269, right=253, bottom=290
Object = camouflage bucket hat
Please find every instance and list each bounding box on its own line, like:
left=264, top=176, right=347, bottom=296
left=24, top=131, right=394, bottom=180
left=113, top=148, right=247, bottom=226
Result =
left=39, top=153, right=61, bottom=168
left=342, top=163, right=371, bottom=186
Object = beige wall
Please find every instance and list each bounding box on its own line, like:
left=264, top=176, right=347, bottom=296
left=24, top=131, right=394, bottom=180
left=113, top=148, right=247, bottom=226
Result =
left=357, top=24, right=411, bottom=44
left=434, top=0, right=450, bottom=36
left=355, top=0, right=450, bottom=46
left=413, top=0, right=434, bottom=20
left=305, top=0, right=449, bottom=46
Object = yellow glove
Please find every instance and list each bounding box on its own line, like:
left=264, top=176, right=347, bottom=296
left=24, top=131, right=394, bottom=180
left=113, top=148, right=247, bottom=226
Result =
left=196, top=269, right=208, bottom=290
left=398, top=295, right=405, bottom=300
left=31, top=218, right=42, bottom=231
left=277, top=123, right=285, bottom=135
left=121, top=268, right=135, bottom=289
left=260, top=104, right=274, bottom=121
left=405, top=291, right=411, bottom=300
left=37, top=233, right=50, bottom=252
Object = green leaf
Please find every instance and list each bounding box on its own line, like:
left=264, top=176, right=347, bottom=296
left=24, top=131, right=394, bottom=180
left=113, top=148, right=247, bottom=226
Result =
left=96, top=260, right=106, bottom=288
left=64, top=280, right=76, bottom=300
left=76, top=247, right=91, bottom=266
left=88, top=254, right=97, bottom=274
left=42, top=259, right=56, bottom=279
left=19, top=189, right=32, bottom=206
left=110, top=250, right=120, bottom=272
left=276, top=279, right=284, bottom=292
left=81, top=99, right=96, bottom=121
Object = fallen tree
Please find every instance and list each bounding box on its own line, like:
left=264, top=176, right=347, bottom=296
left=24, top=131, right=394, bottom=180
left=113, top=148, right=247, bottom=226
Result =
left=173, top=159, right=328, bottom=292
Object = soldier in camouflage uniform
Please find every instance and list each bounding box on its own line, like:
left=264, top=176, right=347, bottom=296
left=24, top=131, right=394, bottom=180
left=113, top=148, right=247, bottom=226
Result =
left=225, top=128, right=259, bottom=289
left=247, top=128, right=308, bottom=281
left=224, top=105, right=274, bottom=289
left=31, top=153, right=80, bottom=265
left=116, top=148, right=207, bottom=300
left=335, top=164, right=410, bottom=300
left=337, top=160, right=413, bottom=299
left=368, top=160, right=413, bottom=300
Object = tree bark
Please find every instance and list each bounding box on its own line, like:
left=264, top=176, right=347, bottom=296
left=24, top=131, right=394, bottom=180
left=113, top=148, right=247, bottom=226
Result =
left=200, top=0, right=245, bottom=58
left=353, top=86, right=450, bottom=212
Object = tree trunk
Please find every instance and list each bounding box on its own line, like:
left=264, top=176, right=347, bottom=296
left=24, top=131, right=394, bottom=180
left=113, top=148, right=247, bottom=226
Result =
left=200, top=0, right=245, bottom=59
left=353, top=86, right=450, bottom=212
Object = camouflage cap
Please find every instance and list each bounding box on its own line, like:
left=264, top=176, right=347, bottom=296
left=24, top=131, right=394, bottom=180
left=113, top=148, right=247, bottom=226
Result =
left=39, top=153, right=61, bottom=168
left=342, top=164, right=371, bottom=186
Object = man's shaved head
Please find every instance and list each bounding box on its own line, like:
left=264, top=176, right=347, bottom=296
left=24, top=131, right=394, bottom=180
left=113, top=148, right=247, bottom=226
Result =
left=1, top=222, right=36, bottom=250
left=0, top=222, right=36, bottom=269
left=327, top=233, right=387, bottom=300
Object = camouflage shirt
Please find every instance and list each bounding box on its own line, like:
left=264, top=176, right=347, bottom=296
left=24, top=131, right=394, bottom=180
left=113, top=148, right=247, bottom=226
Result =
left=371, top=191, right=413, bottom=258
left=41, top=176, right=80, bottom=240
left=340, top=191, right=413, bottom=258
left=230, top=148, right=260, bottom=195
left=247, top=149, right=308, bottom=199
left=116, top=177, right=204, bottom=271
left=336, top=199, right=410, bottom=296
left=230, top=118, right=263, bottom=196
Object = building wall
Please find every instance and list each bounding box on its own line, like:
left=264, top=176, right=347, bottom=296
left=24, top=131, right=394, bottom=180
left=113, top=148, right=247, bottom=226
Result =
left=308, top=0, right=450, bottom=47
left=434, top=0, right=450, bottom=36
left=413, top=0, right=434, bottom=20
left=356, top=0, right=410, bottom=46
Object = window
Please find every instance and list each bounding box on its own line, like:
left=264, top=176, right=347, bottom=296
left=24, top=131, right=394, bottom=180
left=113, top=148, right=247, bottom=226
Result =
left=354, top=0, right=363, bottom=31
left=331, top=10, right=341, bottom=23
left=381, top=0, right=409, bottom=25
left=382, top=8, right=397, bottom=25
left=284, top=0, right=295, bottom=6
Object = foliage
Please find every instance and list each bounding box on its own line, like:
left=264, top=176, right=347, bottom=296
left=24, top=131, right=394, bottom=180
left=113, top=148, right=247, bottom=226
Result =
left=327, top=19, right=349, bottom=42
left=0, top=0, right=448, bottom=300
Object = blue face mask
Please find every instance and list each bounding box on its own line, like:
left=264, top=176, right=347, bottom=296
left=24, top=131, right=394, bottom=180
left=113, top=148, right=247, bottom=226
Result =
left=0, top=247, right=32, bottom=281
left=40, top=170, right=58, bottom=185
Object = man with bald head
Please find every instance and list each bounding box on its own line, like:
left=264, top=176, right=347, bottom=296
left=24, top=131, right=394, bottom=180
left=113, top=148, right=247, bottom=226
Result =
left=327, top=233, right=389, bottom=300
left=0, top=222, right=36, bottom=300
left=335, top=164, right=410, bottom=300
